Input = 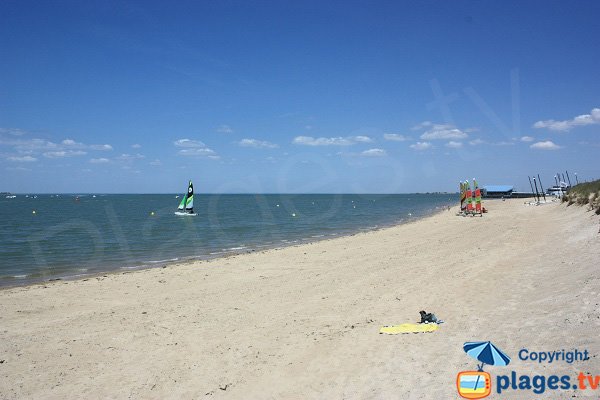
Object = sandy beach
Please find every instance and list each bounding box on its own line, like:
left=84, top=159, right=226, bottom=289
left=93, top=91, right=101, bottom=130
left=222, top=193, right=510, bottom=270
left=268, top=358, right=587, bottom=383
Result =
left=1, top=199, right=599, bottom=399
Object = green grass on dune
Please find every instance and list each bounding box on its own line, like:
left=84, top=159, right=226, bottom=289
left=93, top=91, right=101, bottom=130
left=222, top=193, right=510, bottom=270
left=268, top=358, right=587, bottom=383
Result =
left=562, top=179, right=600, bottom=214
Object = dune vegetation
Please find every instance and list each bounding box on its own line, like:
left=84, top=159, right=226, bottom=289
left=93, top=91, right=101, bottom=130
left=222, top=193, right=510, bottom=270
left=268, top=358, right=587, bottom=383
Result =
left=563, top=179, right=600, bottom=214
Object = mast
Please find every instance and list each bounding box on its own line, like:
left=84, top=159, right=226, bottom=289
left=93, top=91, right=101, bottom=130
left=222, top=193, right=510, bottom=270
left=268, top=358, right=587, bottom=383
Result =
left=533, top=177, right=541, bottom=203
left=528, top=176, right=536, bottom=201
left=537, top=174, right=546, bottom=202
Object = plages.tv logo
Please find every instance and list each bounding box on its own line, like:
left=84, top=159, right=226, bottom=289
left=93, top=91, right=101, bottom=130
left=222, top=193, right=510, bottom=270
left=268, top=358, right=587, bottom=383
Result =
left=456, top=341, right=511, bottom=399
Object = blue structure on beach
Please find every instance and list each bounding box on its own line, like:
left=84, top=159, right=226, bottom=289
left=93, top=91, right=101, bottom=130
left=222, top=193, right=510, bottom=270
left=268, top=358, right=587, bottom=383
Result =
left=483, top=185, right=514, bottom=198
left=483, top=185, right=535, bottom=199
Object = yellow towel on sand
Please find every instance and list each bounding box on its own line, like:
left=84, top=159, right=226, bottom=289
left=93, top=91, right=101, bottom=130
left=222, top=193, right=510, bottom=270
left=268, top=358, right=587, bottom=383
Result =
left=379, top=323, right=439, bottom=334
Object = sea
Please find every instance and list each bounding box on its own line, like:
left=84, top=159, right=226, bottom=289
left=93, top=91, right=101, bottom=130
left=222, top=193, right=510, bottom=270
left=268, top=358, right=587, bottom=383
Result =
left=0, top=194, right=453, bottom=287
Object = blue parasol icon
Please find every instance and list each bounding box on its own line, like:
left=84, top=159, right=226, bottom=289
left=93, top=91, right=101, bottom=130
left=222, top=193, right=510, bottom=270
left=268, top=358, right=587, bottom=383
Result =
left=463, top=341, right=511, bottom=371
left=463, top=341, right=511, bottom=395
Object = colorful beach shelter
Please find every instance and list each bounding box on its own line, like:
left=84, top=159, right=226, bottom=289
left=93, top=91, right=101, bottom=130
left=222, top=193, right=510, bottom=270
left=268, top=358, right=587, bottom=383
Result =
left=460, top=181, right=467, bottom=211
left=473, top=178, right=482, bottom=216
left=463, top=341, right=511, bottom=369
left=465, top=180, right=474, bottom=213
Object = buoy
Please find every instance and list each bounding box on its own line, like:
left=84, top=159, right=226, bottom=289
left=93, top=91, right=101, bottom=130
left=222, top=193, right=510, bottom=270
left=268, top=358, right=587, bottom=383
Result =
left=276, top=204, right=280, bottom=207
left=408, top=213, right=412, bottom=216
left=32, top=210, right=36, bottom=214
left=150, top=211, right=155, bottom=216
left=292, top=213, right=296, bottom=217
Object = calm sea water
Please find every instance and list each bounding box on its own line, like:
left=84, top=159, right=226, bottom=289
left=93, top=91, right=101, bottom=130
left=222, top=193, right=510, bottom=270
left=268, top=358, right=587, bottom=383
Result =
left=0, top=194, right=453, bottom=286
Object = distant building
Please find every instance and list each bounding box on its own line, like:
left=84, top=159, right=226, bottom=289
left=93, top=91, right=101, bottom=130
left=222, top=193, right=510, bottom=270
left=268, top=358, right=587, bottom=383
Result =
left=483, top=185, right=514, bottom=198
left=482, top=185, right=535, bottom=199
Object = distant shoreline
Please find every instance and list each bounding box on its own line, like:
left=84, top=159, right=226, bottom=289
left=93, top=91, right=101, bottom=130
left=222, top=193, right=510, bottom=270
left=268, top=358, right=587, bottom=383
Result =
left=3, top=192, right=459, bottom=195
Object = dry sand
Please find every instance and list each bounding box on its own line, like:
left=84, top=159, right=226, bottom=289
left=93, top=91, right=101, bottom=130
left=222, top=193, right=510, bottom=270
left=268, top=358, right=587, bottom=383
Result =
left=1, top=199, right=599, bottom=399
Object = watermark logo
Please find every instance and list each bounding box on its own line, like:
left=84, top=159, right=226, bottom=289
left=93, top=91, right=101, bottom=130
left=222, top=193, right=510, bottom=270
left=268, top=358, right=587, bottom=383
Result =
left=456, top=370, right=492, bottom=399
left=457, top=343, right=596, bottom=396
left=457, top=341, right=511, bottom=399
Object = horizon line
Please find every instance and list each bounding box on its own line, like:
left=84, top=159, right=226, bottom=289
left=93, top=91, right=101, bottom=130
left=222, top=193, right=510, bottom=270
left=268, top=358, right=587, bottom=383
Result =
left=2, top=192, right=458, bottom=196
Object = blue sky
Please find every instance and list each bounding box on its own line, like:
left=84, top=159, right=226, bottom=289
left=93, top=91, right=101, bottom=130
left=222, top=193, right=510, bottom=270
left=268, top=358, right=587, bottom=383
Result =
left=1, top=1, right=599, bottom=193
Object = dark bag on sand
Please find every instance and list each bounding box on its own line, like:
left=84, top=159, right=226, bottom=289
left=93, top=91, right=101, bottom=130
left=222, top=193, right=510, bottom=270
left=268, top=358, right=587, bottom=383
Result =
left=419, top=310, right=438, bottom=324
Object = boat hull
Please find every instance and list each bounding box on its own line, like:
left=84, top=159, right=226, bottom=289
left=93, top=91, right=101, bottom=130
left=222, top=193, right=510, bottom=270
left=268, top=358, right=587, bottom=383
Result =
left=174, top=211, right=197, bottom=216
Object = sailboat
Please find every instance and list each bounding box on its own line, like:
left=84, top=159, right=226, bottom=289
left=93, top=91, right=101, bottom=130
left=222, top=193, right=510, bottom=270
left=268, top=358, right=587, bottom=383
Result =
left=174, top=180, right=197, bottom=216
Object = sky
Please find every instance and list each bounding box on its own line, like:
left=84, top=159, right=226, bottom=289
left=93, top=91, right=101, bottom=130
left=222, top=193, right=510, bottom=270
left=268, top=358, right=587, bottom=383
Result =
left=1, top=0, right=599, bottom=193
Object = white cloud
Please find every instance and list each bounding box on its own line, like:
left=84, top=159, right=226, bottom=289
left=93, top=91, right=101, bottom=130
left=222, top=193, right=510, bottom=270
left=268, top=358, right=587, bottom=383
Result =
left=492, top=141, right=515, bottom=146
left=468, top=138, right=514, bottom=146
left=178, top=148, right=219, bottom=159
left=149, top=159, right=162, bottom=166
left=360, top=148, right=387, bottom=157
left=61, top=139, right=80, bottom=146
left=530, top=140, right=562, bottom=150
left=43, top=150, right=87, bottom=158
left=469, top=138, right=485, bottom=146
left=7, top=155, right=37, bottom=162
left=445, top=141, right=463, bottom=148
left=174, top=138, right=206, bottom=148
left=1, top=130, right=112, bottom=166
left=90, top=158, right=110, bottom=164
left=89, top=144, right=113, bottom=151
left=293, top=136, right=351, bottom=146
left=292, top=135, right=372, bottom=146
left=174, top=138, right=219, bottom=159
left=116, top=153, right=145, bottom=161
left=131, top=144, right=142, bottom=149
left=238, top=138, right=279, bottom=149
left=11, top=138, right=58, bottom=152
left=420, top=124, right=468, bottom=140
left=383, top=133, right=409, bottom=141
left=533, top=120, right=569, bottom=131
left=520, top=136, right=534, bottom=142
left=533, top=107, right=600, bottom=132
left=411, top=121, right=433, bottom=131
left=410, top=141, right=432, bottom=150
left=62, top=139, right=112, bottom=151
left=217, top=125, right=233, bottom=134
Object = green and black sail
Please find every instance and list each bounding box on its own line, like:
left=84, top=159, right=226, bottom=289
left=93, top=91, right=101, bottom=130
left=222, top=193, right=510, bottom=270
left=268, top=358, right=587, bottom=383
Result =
left=178, top=180, right=194, bottom=213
